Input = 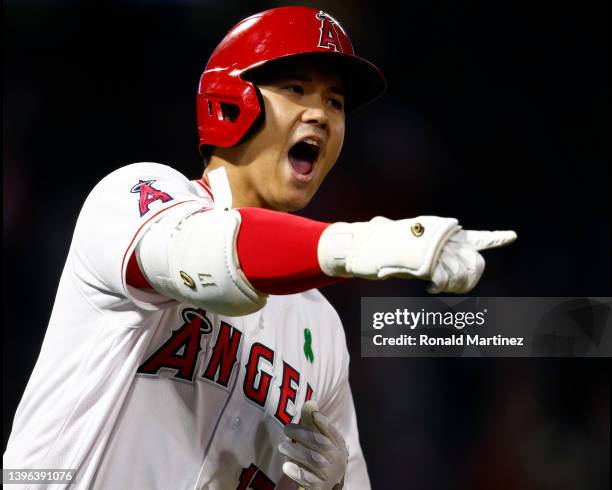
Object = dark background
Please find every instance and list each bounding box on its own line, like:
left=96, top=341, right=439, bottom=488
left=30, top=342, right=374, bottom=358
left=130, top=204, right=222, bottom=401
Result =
left=3, top=0, right=610, bottom=488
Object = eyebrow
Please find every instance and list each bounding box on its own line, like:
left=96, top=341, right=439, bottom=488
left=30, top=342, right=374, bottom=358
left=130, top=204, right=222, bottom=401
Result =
left=286, top=72, right=345, bottom=97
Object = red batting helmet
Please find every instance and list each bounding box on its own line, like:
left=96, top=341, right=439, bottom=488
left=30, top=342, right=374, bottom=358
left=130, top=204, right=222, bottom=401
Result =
left=197, top=6, right=386, bottom=149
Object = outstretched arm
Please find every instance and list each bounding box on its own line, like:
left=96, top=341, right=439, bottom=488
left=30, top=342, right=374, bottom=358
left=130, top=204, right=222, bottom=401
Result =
left=128, top=207, right=516, bottom=316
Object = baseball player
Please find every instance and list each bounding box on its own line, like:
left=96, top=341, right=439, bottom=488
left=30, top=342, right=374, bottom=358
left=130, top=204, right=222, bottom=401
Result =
left=4, top=7, right=516, bottom=489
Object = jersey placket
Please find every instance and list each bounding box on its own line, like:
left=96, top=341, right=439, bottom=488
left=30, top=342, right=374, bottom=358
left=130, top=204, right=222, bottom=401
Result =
left=194, top=310, right=267, bottom=489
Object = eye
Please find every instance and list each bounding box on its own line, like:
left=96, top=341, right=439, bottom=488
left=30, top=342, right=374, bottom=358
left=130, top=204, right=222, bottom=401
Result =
left=284, top=84, right=304, bottom=95
left=328, top=98, right=344, bottom=111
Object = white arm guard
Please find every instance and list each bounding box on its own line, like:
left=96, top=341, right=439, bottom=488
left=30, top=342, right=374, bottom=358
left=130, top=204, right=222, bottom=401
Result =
left=136, top=208, right=267, bottom=316
left=317, top=216, right=460, bottom=280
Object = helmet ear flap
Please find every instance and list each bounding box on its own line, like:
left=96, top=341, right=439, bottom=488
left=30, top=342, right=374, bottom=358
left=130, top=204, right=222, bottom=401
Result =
left=233, top=84, right=266, bottom=146
left=196, top=78, right=262, bottom=148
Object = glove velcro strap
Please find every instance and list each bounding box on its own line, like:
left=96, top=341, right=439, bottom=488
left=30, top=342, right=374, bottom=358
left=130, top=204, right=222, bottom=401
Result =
left=318, top=216, right=460, bottom=280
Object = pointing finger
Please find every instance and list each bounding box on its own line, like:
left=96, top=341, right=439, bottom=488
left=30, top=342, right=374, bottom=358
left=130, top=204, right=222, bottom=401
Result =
left=459, top=230, right=517, bottom=251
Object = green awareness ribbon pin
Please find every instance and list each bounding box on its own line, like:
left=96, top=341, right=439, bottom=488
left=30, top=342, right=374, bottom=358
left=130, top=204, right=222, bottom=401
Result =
left=303, top=328, right=314, bottom=363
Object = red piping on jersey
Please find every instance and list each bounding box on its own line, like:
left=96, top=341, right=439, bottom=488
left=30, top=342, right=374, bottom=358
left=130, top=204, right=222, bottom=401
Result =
left=122, top=200, right=197, bottom=292
left=195, top=178, right=214, bottom=201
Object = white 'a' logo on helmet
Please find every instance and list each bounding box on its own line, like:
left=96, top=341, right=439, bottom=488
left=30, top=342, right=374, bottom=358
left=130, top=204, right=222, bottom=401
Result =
left=316, top=11, right=344, bottom=52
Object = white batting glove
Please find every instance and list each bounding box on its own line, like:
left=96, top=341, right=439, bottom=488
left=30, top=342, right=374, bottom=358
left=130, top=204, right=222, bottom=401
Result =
left=317, top=216, right=516, bottom=294
left=278, top=401, right=348, bottom=490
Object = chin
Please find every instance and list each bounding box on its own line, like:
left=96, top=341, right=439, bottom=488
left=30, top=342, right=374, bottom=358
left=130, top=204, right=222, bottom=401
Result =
left=277, top=188, right=314, bottom=212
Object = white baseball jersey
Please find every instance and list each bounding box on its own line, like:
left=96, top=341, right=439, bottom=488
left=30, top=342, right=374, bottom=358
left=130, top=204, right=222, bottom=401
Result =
left=4, top=162, right=370, bottom=489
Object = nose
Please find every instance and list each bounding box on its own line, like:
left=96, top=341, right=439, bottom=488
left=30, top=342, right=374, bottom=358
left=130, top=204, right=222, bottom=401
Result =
left=301, top=100, right=328, bottom=129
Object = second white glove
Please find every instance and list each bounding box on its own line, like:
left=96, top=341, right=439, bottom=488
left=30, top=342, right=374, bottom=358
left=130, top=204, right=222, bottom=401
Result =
left=278, top=401, right=348, bottom=490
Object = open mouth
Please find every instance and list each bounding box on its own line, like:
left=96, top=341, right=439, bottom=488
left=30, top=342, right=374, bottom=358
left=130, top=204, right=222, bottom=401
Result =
left=288, top=139, right=320, bottom=179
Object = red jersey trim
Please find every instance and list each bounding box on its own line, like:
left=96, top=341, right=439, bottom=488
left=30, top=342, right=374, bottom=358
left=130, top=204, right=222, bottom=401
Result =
left=195, top=178, right=214, bottom=201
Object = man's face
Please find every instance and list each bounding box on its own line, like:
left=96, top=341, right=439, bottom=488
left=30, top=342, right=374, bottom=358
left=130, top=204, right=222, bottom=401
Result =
left=223, top=61, right=346, bottom=212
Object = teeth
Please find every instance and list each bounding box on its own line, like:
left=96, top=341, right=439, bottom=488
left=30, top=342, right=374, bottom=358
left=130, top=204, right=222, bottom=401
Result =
left=302, top=138, right=320, bottom=147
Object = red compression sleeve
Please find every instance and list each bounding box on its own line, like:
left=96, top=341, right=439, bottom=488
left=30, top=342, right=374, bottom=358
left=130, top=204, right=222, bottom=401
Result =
left=236, top=208, right=344, bottom=295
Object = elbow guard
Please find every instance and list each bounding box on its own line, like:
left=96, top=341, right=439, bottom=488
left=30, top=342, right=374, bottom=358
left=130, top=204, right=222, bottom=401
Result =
left=137, top=208, right=267, bottom=316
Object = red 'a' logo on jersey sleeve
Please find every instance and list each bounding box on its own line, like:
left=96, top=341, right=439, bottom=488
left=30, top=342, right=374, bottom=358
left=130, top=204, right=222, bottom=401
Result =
left=130, top=179, right=173, bottom=216
left=316, top=11, right=343, bottom=52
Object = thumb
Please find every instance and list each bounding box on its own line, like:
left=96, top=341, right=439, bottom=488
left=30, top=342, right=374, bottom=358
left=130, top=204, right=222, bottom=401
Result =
left=301, top=401, right=341, bottom=448
left=299, top=400, right=319, bottom=431
left=457, top=229, right=517, bottom=251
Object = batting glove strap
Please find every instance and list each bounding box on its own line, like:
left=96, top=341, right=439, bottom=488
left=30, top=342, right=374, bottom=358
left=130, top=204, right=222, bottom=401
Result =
left=317, top=216, right=460, bottom=280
